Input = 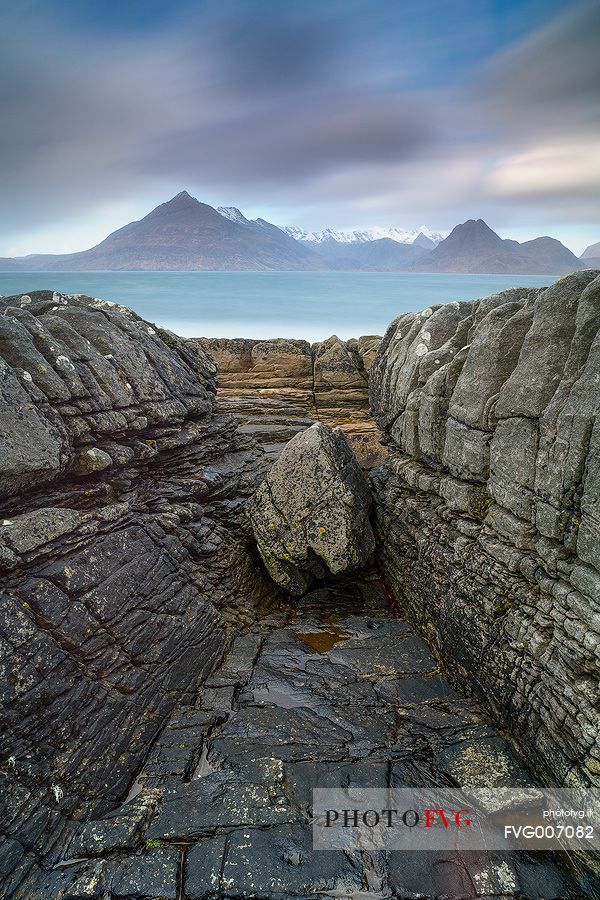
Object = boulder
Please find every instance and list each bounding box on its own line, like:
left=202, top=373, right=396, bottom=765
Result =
left=249, top=423, right=374, bottom=594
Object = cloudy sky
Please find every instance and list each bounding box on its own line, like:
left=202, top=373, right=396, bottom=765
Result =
left=1, top=0, right=599, bottom=255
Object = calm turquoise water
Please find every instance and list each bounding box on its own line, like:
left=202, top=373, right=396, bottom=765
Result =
left=0, top=271, right=553, bottom=340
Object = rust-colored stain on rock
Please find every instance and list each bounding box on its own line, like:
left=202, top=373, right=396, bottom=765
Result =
left=294, top=624, right=352, bottom=652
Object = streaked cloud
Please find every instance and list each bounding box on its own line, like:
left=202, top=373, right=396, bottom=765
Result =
left=0, top=0, right=598, bottom=254
left=487, top=141, right=600, bottom=199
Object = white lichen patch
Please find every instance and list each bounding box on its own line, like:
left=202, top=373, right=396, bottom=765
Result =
left=56, top=355, right=75, bottom=371
left=147, top=327, right=156, bottom=335
left=414, top=343, right=429, bottom=357
left=20, top=295, right=31, bottom=305
left=496, top=861, right=518, bottom=892
left=420, top=307, right=433, bottom=318
left=472, top=861, right=517, bottom=895
left=90, top=297, right=116, bottom=308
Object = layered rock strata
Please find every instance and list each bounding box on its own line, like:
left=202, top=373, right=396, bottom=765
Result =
left=196, top=334, right=385, bottom=467
left=249, top=423, right=375, bottom=593
left=369, top=271, right=600, bottom=787
left=28, top=576, right=589, bottom=900
left=0, top=292, right=275, bottom=895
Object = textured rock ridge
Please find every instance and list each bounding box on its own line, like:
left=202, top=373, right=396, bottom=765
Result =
left=249, top=423, right=375, bottom=594
left=0, top=291, right=274, bottom=895
left=196, top=334, right=385, bottom=467
left=369, top=271, right=600, bottom=786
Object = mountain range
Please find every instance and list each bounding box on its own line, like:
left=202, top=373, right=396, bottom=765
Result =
left=0, top=191, right=596, bottom=275
left=281, top=224, right=445, bottom=246
left=0, top=192, right=326, bottom=272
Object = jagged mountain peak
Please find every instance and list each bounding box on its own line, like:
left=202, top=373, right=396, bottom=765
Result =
left=147, top=190, right=220, bottom=220
left=443, top=218, right=505, bottom=247
left=282, top=224, right=446, bottom=246
left=166, top=190, right=197, bottom=205
left=411, top=217, right=582, bottom=274
left=217, top=206, right=252, bottom=225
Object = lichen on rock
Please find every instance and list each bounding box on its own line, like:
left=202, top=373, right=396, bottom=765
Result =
left=0, top=290, right=276, bottom=896
left=369, top=270, right=600, bottom=787
left=249, top=422, right=375, bottom=594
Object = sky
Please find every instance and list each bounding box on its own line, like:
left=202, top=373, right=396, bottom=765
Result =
left=1, top=0, right=599, bottom=256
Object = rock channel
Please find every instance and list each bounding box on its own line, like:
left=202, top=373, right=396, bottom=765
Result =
left=0, top=278, right=598, bottom=899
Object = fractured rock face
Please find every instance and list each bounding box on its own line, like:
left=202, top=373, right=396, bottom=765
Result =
left=249, top=423, right=375, bottom=594
left=0, top=291, right=275, bottom=896
left=369, top=271, right=600, bottom=787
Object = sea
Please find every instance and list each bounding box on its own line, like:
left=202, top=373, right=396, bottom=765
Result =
left=0, top=271, right=554, bottom=341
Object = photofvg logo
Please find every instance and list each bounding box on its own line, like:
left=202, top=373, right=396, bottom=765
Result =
left=312, top=788, right=600, bottom=853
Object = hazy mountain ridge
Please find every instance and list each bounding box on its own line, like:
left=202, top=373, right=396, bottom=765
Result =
left=302, top=236, right=430, bottom=271
left=0, top=192, right=328, bottom=272
left=407, top=219, right=586, bottom=275
left=580, top=240, right=600, bottom=268
left=581, top=240, right=600, bottom=259
left=0, top=193, right=594, bottom=274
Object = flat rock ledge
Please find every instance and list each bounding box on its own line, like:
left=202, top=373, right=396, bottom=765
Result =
left=249, top=423, right=375, bottom=594
left=196, top=334, right=386, bottom=467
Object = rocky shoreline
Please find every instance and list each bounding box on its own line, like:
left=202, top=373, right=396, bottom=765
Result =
left=0, top=275, right=598, bottom=898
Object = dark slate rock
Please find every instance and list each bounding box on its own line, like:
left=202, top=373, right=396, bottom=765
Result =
left=111, top=846, right=179, bottom=899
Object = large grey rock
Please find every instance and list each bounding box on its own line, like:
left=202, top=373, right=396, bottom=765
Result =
left=0, top=291, right=276, bottom=897
left=249, top=423, right=375, bottom=594
left=369, top=271, right=600, bottom=788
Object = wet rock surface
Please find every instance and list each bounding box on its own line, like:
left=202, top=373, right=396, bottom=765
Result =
left=249, top=423, right=374, bottom=594
left=369, top=271, right=600, bottom=788
left=2, top=281, right=599, bottom=898
left=0, top=292, right=276, bottom=895
left=28, top=577, right=591, bottom=899
left=196, top=335, right=386, bottom=468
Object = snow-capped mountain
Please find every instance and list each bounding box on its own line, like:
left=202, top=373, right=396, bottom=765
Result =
left=217, top=206, right=254, bottom=226
left=282, top=225, right=446, bottom=246
left=216, top=209, right=445, bottom=246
